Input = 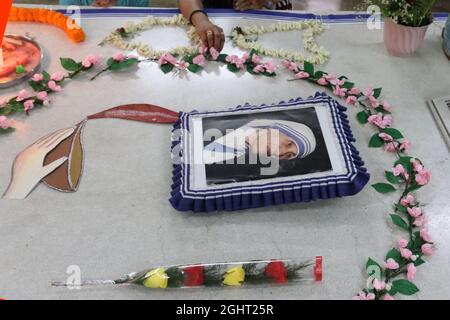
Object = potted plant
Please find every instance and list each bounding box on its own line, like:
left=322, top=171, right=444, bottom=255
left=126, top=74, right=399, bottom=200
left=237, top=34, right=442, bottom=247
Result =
left=366, top=0, right=436, bottom=56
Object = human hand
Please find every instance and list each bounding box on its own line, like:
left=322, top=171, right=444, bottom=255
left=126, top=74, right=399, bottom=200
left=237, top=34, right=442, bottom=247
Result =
left=234, top=0, right=266, bottom=11
left=92, top=0, right=117, bottom=7
left=191, top=14, right=225, bottom=52
left=3, top=127, right=75, bottom=199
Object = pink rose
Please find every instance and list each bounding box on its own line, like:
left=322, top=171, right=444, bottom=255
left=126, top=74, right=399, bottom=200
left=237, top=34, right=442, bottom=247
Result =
left=352, top=291, right=375, bottom=300
left=420, top=228, right=432, bottom=242
left=399, top=140, right=412, bottom=152
left=251, top=54, right=262, bottom=65
left=16, top=89, right=32, bottom=102
left=253, top=64, right=265, bottom=73
left=333, top=85, right=347, bottom=97
left=48, top=81, right=62, bottom=92
left=364, top=87, right=374, bottom=97
left=349, top=87, right=360, bottom=95
left=209, top=47, right=219, bottom=61
left=32, top=73, right=44, bottom=82
left=346, top=96, right=357, bottom=105
left=382, top=101, right=391, bottom=111
left=373, top=278, right=385, bottom=291
left=400, top=194, right=415, bottom=207
left=382, top=294, right=394, bottom=300
left=400, top=248, right=412, bottom=259
left=317, top=77, right=328, bottom=86
left=51, top=71, right=64, bottom=82
left=282, top=60, right=298, bottom=72
left=85, top=54, right=101, bottom=66
left=384, top=258, right=399, bottom=270
left=264, top=61, right=277, bottom=74
left=113, top=52, right=126, bottom=62
left=177, top=60, right=190, bottom=70
left=192, top=54, right=206, bottom=66
left=415, top=168, right=431, bottom=186
left=398, top=239, right=408, bottom=248
left=406, top=263, right=416, bottom=281
left=295, top=71, right=310, bottom=79
left=407, top=206, right=422, bottom=218
left=383, top=141, right=398, bottom=152
left=23, top=99, right=35, bottom=112
left=379, top=132, right=393, bottom=142
left=413, top=215, right=428, bottom=227
left=392, top=164, right=407, bottom=177
left=36, top=91, right=48, bottom=101
left=0, top=115, right=11, bottom=129
left=198, top=46, right=208, bottom=55
left=421, top=243, right=433, bottom=256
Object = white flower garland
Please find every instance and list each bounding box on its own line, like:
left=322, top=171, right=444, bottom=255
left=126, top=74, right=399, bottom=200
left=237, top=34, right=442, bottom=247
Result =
left=230, top=20, right=329, bottom=65
left=101, top=15, right=202, bottom=59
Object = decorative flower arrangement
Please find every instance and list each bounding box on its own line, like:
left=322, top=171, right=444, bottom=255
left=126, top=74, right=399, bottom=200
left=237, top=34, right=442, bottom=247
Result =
left=100, top=15, right=201, bottom=59
left=229, top=20, right=329, bottom=65
left=158, top=47, right=277, bottom=77
left=8, top=7, right=86, bottom=43
left=0, top=53, right=139, bottom=134
left=364, top=0, right=436, bottom=27
left=283, top=59, right=433, bottom=300
left=52, top=258, right=321, bottom=289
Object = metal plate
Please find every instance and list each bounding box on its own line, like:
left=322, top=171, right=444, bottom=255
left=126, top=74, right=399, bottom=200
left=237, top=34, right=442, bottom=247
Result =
left=0, top=34, right=43, bottom=89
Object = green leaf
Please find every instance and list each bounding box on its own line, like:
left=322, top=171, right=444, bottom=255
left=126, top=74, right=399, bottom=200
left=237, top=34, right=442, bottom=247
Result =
left=375, top=106, right=391, bottom=114
left=406, top=184, right=423, bottom=193
left=386, top=248, right=402, bottom=263
left=0, top=127, right=15, bottom=134
left=389, top=214, right=409, bottom=231
left=369, top=133, right=384, bottom=148
left=412, top=231, right=426, bottom=250
left=372, top=183, right=396, bottom=193
left=395, top=203, right=408, bottom=214
left=314, top=71, right=326, bottom=79
left=303, top=61, right=314, bottom=76
left=382, top=128, right=404, bottom=140
left=160, top=63, right=174, bottom=74
left=391, top=279, right=419, bottom=296
left=187, top=63, right=202, bottom=73
left=42, top=71, right=51, bottom=82
left=385, top=171, right=401, bottom=184
left=109, top=58, right=139, bottom=71
left=60, top=58, right=81, bottom=72
left=342, top=81, right=355, bottom=89
left=414, top=257, right=426, bottom=267
left=227, top=63, right=239, bottom=73
left=217, top=54, right=228, bottom=63
left=373, top=87, right=382, bottom=98
left=338, top=76, right=348, bottom=80
left=366, top=258, right=382, bottom=280
left=395, top=157, right=413, bottom=174
left=356, top=111, right=369, bottom=124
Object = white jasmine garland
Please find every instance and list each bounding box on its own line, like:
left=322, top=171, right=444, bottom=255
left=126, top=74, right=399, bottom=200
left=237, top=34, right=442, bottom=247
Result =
left=101, top=15, right=202, bottom=59
left=229, top=20, right=329, bottom=65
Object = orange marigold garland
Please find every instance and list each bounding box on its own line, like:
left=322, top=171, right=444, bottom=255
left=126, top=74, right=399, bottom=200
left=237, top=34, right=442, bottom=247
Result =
left=8, top=7, right=85, bottom=43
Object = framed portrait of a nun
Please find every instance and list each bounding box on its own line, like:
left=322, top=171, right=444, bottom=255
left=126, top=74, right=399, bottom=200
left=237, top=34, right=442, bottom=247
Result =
left=170, top=92, right=370, bottom=213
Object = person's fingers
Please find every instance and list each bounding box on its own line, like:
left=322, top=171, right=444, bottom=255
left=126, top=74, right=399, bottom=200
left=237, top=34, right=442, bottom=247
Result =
left=198, top=30, right=208, bottom=48
left=206, top=30, right=215, bottom=48
left=42, top=156, right=68, bottom=177
left=218, top=28, right=225, bottom=52
left=36, top=128, right=68, bottom=148
left=44, top=127, right=75, bottom=150
left=235, top=0, right=252, bottom=10
left=213, top=28, right=223, bottom=51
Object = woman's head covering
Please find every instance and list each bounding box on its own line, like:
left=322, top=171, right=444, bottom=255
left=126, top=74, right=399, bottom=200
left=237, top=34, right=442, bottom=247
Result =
left=245, top=119, right=316, bottom=158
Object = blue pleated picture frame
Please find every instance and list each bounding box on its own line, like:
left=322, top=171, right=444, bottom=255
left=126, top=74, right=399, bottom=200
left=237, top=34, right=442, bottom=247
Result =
left=170, top=92, right=370, bottom=213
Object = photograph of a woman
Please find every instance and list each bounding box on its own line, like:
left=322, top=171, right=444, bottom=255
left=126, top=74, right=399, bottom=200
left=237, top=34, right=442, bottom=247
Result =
left=202, top=107, right=332, bottom=185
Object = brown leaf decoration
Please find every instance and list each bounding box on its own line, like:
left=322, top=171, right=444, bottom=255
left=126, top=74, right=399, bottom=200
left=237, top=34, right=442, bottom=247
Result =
left=42, top=121, right=85, bottom=192
left=86, top=104, right=179, bottom=123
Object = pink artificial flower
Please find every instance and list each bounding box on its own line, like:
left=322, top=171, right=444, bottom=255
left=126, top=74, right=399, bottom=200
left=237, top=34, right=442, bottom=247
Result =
left=384, top=141, right=398, bottom=152
left=369, top=95, right=379, bottom=108
left=399, top=140, right=412, bottom=152
left=192, top=54, right=206, bottom=65
left=325, top=74, right=336, bottom=82
left=379, top=132, right=393, bottom=142
left=32, top=73, right=44, bottom=82
left=82, top=54, right=101, bottom=68
left=368, top=114, right=392, bottom=129
left=225, top=55, right=245, bottom=69
left=382, top=101, right=391, bottom=111
left=51, top=71, right=64, bottom=82
left=421, top=243, right=433, bottom=256
left=36, top=91, right=48, bottom=101
left=420, top=228, right=432, bottom=242
left=412, top=159, right=423, bottom=173
left=158, top=52, right=178, bottom=66
left=264, top=61, right=277, bottom=74
left=0, top=115, right=11, bottom=129
left=407, top=206, right=422, bottom=218
left=392, top=164, right=407, bottom=177
left=177, top=60, right=190, bottom=70
left=113, top=52, right=126, bottom=62
left=253, top=64, right=265, bottom=73
left=209, top=47, right=219, bottom=61
left=352, top=291, right=375, bottom=300
left=400, top=248, right=413, bottom=259
left=406, top=263, right=416, bottom=281
left=364, top=87, right=374, bottom=97
left=317, top=77, right=328, bottom=86
left=373, top=278, right=386, bottom=291
left=199, top=46, right=208, bottom=55
left=398, top=239, right=408, bottom=248
left=400, top=194, right=415, bottom=207
left=349, top=87, right=360, bottom=95
left=382, top=294, right=394, bottom=300
left=295, top=71, right=310, bottom=79
left=48, top=81, right=62, bottom=92
left=282, top=60, right=298, bottom=72
left=251, top=54, right=262, bottom=65
left=16, top=89, right=32, bottom=102
left=346, top=96, right=357, bottom=105
left=413, top=214, right=428, bottom=227
left=415, top=168, right=431, bottom=186
left=333, top=85, right=347, bottom=97
left=384, top=258, right=399, bottom=270
left=23, top=99, right=35, bottom=112
left=241, top=52, right=249, bottom=61
left=329, top=78, right=345, bottom=86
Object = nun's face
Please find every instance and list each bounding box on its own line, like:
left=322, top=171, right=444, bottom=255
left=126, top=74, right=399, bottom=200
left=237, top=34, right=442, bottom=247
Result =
left=247, top=129, right=298, bottom=160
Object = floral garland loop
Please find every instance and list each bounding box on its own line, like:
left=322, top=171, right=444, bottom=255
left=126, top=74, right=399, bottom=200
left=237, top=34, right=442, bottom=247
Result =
left=229, top=20, right=329, bottom=65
